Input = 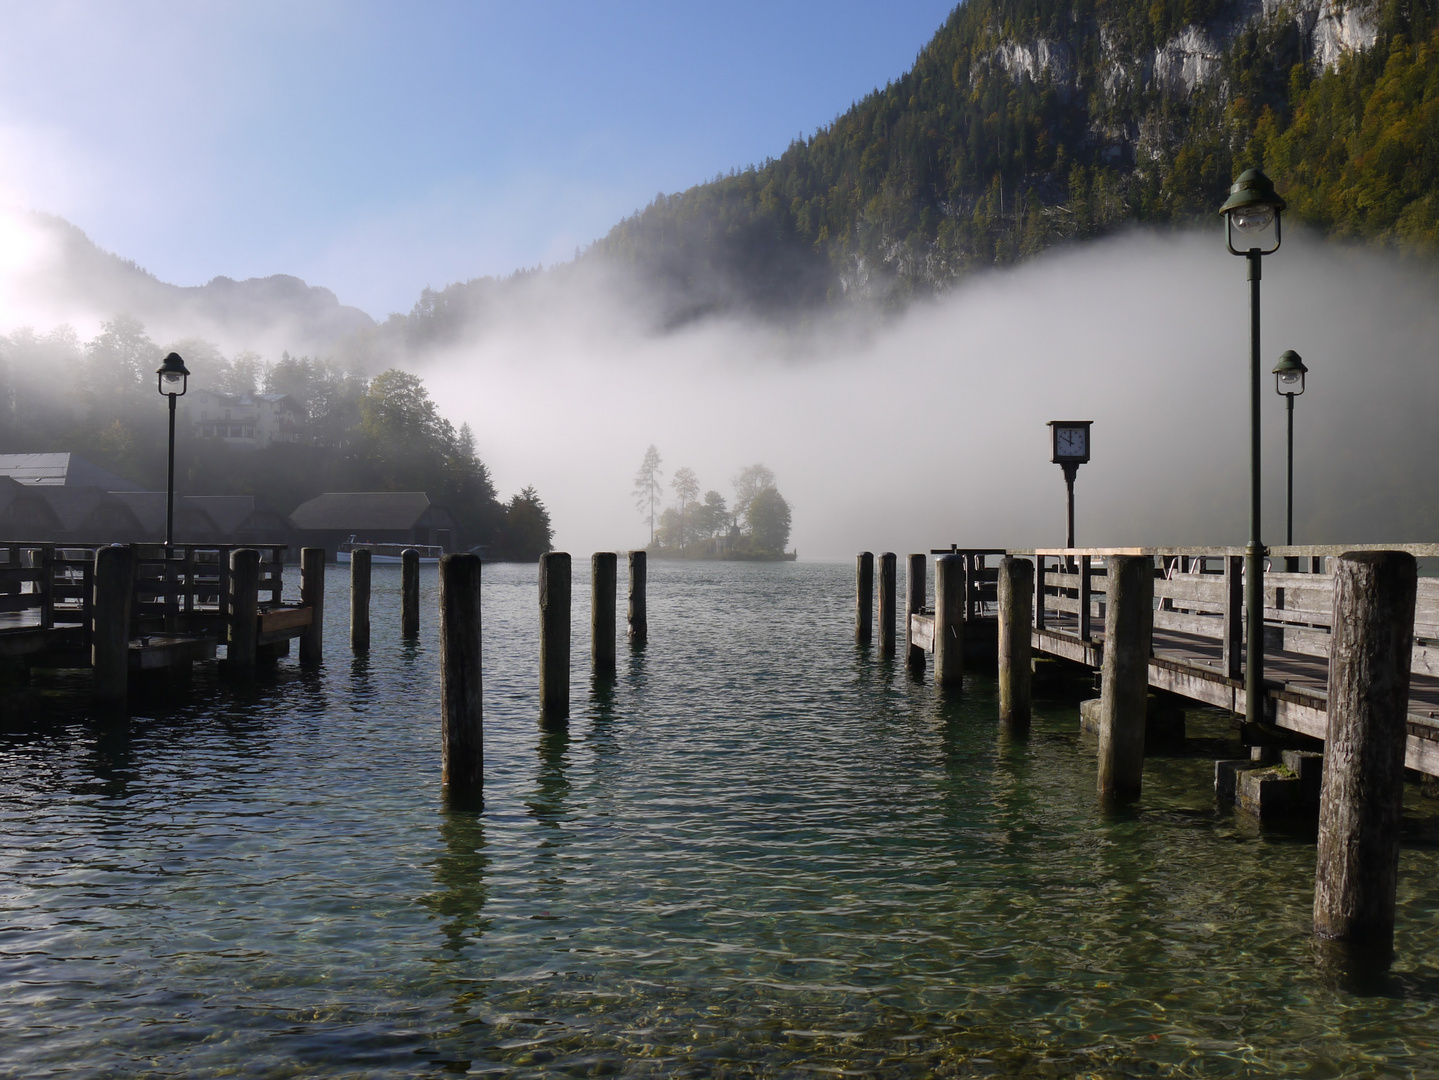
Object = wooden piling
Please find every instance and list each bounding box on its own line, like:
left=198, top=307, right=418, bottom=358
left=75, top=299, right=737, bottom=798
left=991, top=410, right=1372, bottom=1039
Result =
left=906, top=553, right=926, bottom=673
left=855, top=552, right=874, bottom=645
left=350, top=547, right=371, bottom=653
left=878, top=552, right=896, bottom=655
left=92, top=545, right=135, bottom=709
left=401, top=547, right=420, bottom=639
left=228, top=547, right=260, bottom=681
left=934, top=554, right=965, bottom=687
left=299, top=547, right=325, bottom=666
left=592, top=551, right=616, bottom=676
left=627, top=550, right=647, bottom=646
left=1313, top=551, right=1417, bottom=957
left=540, top=552, right=571, bottom=722
left=440, top=553, right=484, bottom=801
left=998, top=556, right=1034, bottom=732
left=1097, top=555, right=1153, bottom=801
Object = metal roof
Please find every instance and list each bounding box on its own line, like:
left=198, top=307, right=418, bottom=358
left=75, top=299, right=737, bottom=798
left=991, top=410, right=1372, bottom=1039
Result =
left=0, top=453, right=147, bottom=492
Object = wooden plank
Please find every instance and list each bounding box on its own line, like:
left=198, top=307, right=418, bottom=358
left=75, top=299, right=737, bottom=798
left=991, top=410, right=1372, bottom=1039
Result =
left=129, top=635, right=216, bottom=671
left=1032, top=627, right=1100, bottom=667
left=0, top=594, right=41, bottom=614
left=909, top=613, right=935, bottom=654
left=260, top=606, right=313, bottom=634
left=1153, top=576, right=1227, bottom=605
left=1152, top=608, right=1227, bottom=639
left=1148, top=657, right=1238, bottom=712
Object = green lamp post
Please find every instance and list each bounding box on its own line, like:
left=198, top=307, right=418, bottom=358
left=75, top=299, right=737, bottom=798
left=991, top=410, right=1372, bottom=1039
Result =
left=156, top=352, right=190, bottom=549
left=1272, top=349, right=1307, bottom=549
left=1219, top=167, right=1286, bottom=732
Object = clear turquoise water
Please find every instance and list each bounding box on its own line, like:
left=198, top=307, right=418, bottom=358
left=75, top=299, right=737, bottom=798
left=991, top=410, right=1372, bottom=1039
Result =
left=3, top=560, right=1439, bottom=1078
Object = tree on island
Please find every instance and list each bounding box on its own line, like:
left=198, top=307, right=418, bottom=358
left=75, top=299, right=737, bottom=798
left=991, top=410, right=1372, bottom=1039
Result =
left=746, top=486, right=792, bottom=553
left=671, top=466, right=699, bottom=551
left=646, top=461, right=791, bottom=558
left=632, top=444, right=664, bottom=543
left=731, top=464, right=776, bottom=528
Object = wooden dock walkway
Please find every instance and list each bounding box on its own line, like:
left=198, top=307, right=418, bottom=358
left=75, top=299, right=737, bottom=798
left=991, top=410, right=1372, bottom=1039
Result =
left=908, top=544, right=1439, bottom=776
left=0, top=542, right=316, bottom=695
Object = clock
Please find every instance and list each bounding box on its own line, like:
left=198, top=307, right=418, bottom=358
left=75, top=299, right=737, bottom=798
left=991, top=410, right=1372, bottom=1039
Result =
left=1047, top=420, right=1092, bottom=464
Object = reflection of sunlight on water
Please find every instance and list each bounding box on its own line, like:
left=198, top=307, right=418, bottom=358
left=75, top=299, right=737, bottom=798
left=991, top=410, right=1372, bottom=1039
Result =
left=2, top=560, right=1439, bottom=1075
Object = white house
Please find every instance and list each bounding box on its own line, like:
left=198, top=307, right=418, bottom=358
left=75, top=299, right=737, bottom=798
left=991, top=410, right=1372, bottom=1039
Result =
left=181, top=390, right=303, bottom=449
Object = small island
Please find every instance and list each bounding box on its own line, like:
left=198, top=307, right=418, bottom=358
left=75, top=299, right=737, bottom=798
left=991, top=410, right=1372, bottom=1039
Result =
left=632, top=446, right=795, bottom=561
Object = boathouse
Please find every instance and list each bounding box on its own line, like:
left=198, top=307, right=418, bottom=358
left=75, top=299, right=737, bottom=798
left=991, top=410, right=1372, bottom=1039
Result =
left=30, top=486, right=145, bottom=544
left=289, top=492, right=461, bottom=556
left=0, top=477, right=64, bottom=537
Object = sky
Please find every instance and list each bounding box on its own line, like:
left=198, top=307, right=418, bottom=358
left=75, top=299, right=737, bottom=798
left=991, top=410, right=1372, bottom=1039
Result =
left=0, top=0, right=958, bottom=318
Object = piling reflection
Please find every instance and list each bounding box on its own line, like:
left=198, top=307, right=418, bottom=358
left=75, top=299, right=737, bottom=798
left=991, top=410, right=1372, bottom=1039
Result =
left=528, top=727, right=573, bottom=830
left=424, top=810, right=490, bottom=955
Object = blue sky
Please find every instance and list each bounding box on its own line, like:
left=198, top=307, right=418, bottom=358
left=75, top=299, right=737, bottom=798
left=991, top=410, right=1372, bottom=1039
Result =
left=0, top=1, right=957, bottom=317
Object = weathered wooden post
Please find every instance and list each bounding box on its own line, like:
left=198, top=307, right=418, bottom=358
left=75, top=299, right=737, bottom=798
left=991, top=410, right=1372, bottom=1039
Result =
left=1097, top=555, right=1153, bottom=801
left=906, top=553, right=926, bottom=673
left=998, top=556, right=1034, bottom=733
left=299, top=547, right=325, bottom=666
left=855, top=552, right=874, bottom=645
left=440, top=553, right=483, bottom=802
left=1313, top=551, right=1417, bottom=958
left=878, top=552, right=896, bottom=655
left=350, top=547, right=371, bottom=653
left=592, top=551, right=616, bottom=676
left=228, top=547, right=260, bottom=680
left=1223, top=554, right=1244, bottom=680
left=627, top=550, right=647, bottom=646
left=540, top=552, right=571, bottom=722
left=1033, top=554, right=1046, bottom=631
left=401, top=547, right=420, bottom=639
left=92, top=545, right=135, bottom=709
left=934, top=553, right=965, bottom=687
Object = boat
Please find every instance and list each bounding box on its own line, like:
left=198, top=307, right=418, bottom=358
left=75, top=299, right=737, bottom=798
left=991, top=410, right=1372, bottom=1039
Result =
left=336, top=538, right=444, bottom=564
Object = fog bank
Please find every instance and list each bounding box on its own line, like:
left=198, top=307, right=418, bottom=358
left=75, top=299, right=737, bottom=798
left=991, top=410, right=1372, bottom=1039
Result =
left=420, top=228, right=1439, bottom=559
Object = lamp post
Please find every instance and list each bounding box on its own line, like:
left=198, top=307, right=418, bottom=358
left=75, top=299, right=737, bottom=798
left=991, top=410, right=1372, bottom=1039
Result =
left=156, top=352, right=190, bottom=549
left=1219, top=168, right=1286, bottom=732
left=1272, top=350, right=1307, bottom=549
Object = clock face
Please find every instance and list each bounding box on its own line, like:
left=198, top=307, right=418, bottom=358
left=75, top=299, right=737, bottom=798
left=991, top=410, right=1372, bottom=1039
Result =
left=1056, top=426, right=1087, bottom=458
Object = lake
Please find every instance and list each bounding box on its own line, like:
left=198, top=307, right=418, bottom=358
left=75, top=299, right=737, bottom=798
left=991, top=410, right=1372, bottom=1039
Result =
left=3, top=559, right=1438, bottom=1077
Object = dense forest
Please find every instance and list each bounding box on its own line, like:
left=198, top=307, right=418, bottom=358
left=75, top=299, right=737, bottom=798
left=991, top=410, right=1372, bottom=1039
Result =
left=348, top=0, right=1438, bottom=352
left=0, top=315, right=553, bottom=559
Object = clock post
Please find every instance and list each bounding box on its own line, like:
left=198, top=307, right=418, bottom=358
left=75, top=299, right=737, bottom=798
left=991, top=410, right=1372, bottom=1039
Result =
left=1047, top=421, right=1093, bottom=550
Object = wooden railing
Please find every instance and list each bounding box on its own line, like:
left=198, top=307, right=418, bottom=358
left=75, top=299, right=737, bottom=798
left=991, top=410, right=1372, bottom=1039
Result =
left=927, top=547, right=1006, bottom=619
left=0, top=543, right=290, bottom=643
left=0, top=544, right=97, bottom=636
left=1024, top=544, right=1439, bottom=681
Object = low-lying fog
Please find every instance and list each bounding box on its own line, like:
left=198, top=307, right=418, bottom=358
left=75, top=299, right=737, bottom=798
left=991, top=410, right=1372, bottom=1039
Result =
left=420, top=228, right=1439, bottom=559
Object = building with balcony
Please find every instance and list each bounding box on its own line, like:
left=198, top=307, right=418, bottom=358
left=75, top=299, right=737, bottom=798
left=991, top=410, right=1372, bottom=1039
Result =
left=182, top=390, right=304, bottom=449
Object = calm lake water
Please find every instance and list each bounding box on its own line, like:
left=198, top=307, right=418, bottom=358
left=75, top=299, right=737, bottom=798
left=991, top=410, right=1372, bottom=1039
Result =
left=3, top=559, right=1439, bottom=1078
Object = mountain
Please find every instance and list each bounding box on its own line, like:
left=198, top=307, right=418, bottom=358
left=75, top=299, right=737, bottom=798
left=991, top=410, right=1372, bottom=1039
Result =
left=11, top=212, right=375, bottom=355
left=575, top=0, right=1435, bottom=317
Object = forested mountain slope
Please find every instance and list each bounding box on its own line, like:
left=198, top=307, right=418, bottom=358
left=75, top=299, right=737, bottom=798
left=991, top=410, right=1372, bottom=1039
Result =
left=580, top=0, right=1436, bottom=317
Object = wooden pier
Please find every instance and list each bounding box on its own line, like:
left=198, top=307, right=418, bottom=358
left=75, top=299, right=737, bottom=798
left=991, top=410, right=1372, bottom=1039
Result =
left=904, top=544, right=1439, bottom=776
left=0, top=542, right=317, bottom=700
